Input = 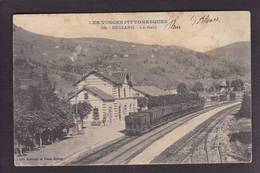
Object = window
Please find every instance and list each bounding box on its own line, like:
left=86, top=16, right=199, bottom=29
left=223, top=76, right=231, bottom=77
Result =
left=84, top=93, right=88, bottom=99
left=124, top=88, right=126, bottom=97
left=112, top=87, right=117, bottom=97
left=118, top=88, right=120, bottom=98
left=108, top=106, right=113, bottom=114
left=124, top=105, right=127, bottom=115
left=93, top=108, right=99, bottom=121
left=129, top=104, right=132, bottom=112
left=108, top=106, right=113, bottom=122
left=118, top=105, right=122, bottom=120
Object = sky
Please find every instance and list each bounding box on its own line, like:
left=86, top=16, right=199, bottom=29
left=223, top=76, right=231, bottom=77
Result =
left=13, top=11, right=250, bottom=52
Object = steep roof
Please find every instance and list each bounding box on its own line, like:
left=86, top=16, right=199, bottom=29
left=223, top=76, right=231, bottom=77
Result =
left=111, top=72, right=128, bottom=84
left=86, top=87, right=114, bottom=101
left=73, top=71, right=129, bottom=86
left=133, top=85, right=169, bottom=97
left=68, top=86, right=114, bottom=101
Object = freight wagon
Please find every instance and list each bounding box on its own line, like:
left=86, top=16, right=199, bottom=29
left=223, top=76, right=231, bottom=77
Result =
left=125, top=99, right=204, bottom=135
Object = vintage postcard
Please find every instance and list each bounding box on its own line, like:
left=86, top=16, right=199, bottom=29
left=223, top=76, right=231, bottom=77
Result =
left=13, top=11, right=251, bottom=166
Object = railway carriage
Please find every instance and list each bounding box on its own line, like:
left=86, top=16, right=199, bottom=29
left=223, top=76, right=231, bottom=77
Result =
left=172, top=104, right=182, bottom=113
left=146, top=107, right=162, bottom=124
left=125, top=98, right=205, bottom=135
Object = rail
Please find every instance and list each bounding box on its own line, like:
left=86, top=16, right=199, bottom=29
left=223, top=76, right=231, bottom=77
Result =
left=70, top=101, right=239, bottom=165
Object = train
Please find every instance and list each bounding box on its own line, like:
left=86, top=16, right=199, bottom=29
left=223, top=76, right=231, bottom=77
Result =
left=209, top=91, right=236, bottom=102
left=125, top=98, right=205, bottom=135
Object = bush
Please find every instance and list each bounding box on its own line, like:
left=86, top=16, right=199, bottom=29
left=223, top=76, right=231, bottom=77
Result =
left=192, top=81, right=204, bottom=92
left=177, top=82, right=189, bottom=95
left=231, top=79, right=245, bottom=91
left=238, top=93, right=251, bottom=118
left=137, top=97, right=148, bottom=108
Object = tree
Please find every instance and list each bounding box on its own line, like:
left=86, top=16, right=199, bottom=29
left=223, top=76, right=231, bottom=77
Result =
left=14, top=73, right=75, bottom=152
left=226, top=80, right=231, bottom=89
left=72, top=102, right=92, bottom=128
left=177, top=82, right=189, bottom=95
left=192, top=81, right=204, bottom=93
left=238, top=92, right=251, bottom=118
left=212, top=81, right=222, bottom=91
left=14, top=112, right=33, bottom=154
left=28, top=86, right=42, bottom=110
left=231, top=79, right=244, bottom=91
left=137, top=97, right=148, bottom=110
left=229, top=91, right=236, bottom=101
left=208, top=86, right=215, bottom=92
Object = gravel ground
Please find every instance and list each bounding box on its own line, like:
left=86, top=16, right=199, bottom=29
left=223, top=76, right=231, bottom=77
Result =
left=14, top=121, right=125, bottom=166
left=130, top=102, right=240, bottom=164
left=152, top=105, right=252, bottom=164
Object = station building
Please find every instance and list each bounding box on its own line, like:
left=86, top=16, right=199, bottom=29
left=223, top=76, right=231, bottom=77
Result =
left=68, top=71, right=138, bottom=124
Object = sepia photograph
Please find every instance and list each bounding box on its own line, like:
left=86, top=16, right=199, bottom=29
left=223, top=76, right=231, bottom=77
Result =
left=13, top=11, right=251, bottom=166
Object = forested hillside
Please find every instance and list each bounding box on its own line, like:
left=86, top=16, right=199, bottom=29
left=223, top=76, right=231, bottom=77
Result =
left=13, top=25, right=251, bottom=92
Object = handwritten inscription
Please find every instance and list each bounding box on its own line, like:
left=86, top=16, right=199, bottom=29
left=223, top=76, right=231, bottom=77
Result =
left=191, top=15, right=220, bottom=26
left=165, top=17, right=181, bottom=30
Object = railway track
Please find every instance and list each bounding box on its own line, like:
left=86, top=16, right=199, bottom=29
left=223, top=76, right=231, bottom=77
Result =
left=152, top=104, right=240, bottom=164
left=70, top=102, right=239, bottom=165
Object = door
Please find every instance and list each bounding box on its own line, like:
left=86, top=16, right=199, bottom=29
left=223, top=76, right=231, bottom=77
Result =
left=118, top=105, right=122, bottom=121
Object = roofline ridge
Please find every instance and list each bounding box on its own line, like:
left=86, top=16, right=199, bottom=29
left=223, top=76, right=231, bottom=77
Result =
left=73, top=70, right=123, bottom=86
left=84, top=86, right=115, bottom=101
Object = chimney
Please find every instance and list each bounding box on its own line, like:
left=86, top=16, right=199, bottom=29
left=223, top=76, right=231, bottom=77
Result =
left=107, top=65, right=112, bottom=76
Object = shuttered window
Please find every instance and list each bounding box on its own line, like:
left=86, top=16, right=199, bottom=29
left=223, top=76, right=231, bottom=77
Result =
left=84, top=93, right=88, bottom=99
